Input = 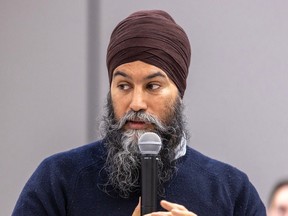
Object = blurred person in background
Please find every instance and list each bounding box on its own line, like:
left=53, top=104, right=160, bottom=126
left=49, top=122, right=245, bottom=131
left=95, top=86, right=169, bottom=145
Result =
left=267, top=180, right=288, bottom=216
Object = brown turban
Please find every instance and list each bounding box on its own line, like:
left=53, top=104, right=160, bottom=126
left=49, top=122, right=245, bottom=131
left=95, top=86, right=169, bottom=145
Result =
left=106, top=10, right=191, bottom=98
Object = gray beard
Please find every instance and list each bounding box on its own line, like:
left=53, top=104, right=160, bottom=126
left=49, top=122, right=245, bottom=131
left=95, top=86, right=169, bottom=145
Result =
left=100, top=93, right=187, bottom=198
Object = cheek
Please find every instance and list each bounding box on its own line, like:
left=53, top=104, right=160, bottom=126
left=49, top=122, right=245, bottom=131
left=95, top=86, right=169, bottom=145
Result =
left=152, top=95, right=177, bottom=123
left=111, top=94, right=128, bottom=120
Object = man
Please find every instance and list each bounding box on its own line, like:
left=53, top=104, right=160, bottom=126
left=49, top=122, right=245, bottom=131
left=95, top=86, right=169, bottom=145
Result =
left=13, top=10, right=266, bottom=216
left=267, top=180, right=288, bottom=216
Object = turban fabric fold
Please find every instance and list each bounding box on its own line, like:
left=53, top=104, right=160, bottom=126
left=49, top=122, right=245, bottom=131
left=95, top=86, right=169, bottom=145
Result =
left=106, top=10, right=191, bottom=98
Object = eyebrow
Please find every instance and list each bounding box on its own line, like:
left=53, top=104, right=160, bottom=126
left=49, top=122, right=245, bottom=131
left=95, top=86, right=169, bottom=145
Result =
left=145, top=72, right=166, bottom=80
left=113, top=71, right=131, bottom=79
left=113, top=71, right=166, bottom=80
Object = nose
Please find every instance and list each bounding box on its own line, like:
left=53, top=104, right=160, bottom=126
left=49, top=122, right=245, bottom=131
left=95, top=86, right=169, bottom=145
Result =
left=129, top=88, right=148, bottom=112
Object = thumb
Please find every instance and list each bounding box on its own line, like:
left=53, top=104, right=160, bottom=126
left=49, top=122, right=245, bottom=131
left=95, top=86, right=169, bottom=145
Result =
left=132, top=197, right=141, bottom=216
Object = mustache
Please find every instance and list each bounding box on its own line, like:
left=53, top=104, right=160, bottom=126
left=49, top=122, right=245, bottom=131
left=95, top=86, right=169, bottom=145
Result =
left=113, top=110, right=166, bottom=131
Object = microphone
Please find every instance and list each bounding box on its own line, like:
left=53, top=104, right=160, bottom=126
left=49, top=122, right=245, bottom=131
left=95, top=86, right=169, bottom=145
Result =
left=138, top=132, right=162, bottom=216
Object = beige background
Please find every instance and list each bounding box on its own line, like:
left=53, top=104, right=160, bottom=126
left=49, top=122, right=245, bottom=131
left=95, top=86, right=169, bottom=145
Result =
left=1, top=1, right=288, bottom=215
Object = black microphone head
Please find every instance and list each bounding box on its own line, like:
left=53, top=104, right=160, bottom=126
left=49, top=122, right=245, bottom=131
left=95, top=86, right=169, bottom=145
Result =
left=138, top=132, right=162, bottom=155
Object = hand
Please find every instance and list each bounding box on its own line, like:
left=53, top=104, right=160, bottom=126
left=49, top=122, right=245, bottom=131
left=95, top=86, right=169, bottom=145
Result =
left=132, top=199, right=197, bottom=216
left=132, top=198, right=141, bottom=216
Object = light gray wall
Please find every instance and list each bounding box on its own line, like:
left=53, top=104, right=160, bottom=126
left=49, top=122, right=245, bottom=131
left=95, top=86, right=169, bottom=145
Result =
left=97, top=0, right=288, bottom=206
left=0, top=1, right=88, bottom=215
left=1, top=1, right=288, bottom=215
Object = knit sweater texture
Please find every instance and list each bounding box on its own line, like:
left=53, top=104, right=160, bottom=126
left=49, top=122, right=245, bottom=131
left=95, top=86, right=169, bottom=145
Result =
left=13, top=140, right=266, bottom=216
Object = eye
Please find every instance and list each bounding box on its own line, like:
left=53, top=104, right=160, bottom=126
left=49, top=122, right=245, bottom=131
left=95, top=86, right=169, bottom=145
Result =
left=147, top=83, right=160, bottom=90
left=118, top=83, right=131, bottom=91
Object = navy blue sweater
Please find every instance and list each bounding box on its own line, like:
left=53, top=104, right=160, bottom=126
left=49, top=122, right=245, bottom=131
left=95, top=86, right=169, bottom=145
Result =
left=13, top=140, right=266, bottom=215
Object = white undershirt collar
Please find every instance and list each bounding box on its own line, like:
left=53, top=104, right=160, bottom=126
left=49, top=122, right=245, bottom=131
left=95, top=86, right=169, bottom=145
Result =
left=173, top=134, right=187, bottom=160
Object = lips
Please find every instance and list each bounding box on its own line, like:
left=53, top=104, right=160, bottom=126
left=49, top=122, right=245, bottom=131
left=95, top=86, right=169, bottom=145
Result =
left=125, top=120, right=150, bottom=130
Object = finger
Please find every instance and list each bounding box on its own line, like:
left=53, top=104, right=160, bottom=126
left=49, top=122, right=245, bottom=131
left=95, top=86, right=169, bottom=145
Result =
left=145, top=212, right=171, bottom=216
left=160, top=200, right=188, bottom=211
left=171, top=209, right=197, bottom=216
left=132, top=197, right=141, bottom=216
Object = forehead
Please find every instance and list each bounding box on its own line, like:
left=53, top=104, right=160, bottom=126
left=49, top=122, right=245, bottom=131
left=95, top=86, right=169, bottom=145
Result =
left=273, top=185, right=288, bottom=204
left=112, top=61, right=169, bottom=79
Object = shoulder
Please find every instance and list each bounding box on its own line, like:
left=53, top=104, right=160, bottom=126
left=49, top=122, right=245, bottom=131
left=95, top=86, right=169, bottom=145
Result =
left=184, top=146, right=254, bottom=194
left=42, top=140, right=106, bottom=166
left=13, top=140, right=107, bottom=215
left=184, top=146, right=247, bottom=181
left=31, top=140, right=106, bottom=178
left=182, top=146, right=266, bottom=214
left=26, top=140, right=107, bottom=190
left=37, top=140, right=107, bottom=178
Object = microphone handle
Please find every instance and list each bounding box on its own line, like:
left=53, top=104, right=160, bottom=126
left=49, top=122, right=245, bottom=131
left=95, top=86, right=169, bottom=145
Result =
left=141, top=155, right=158, bottom=216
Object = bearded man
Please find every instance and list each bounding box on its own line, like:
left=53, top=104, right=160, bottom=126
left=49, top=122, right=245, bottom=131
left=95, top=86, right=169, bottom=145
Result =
left=13, top=10, right=266, bottom=216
